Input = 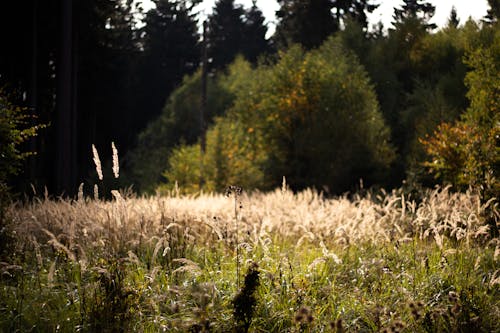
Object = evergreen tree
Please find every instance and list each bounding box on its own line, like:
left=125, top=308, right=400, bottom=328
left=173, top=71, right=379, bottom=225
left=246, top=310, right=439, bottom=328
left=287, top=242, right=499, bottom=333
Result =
left=241, top=1, right=271, bottom=63
left=392, top=0, right=437, bottom=31
left=274, top=0, right=338, bottom=49
left=336, top=0, right=378, bottom=29
left=0, top=0, right=58, bottom=190
left=207, top=0, right=245, bottom=70
left=274, top=0, right=378, bottom=50
left=135, top=0, right=200, bottom=134
left=74, top=0, right=140, bottom=190
left=447, top=6, right=460, bottom=28
left=484, top=0, right=500, bottom=23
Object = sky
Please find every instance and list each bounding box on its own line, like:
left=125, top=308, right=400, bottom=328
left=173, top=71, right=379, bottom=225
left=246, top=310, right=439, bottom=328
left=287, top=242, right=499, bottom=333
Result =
left=140, top=0, right=490, bottom=36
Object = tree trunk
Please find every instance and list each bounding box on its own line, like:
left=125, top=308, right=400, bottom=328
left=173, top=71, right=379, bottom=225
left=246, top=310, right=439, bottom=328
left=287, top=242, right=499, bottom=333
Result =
left=56, top=0, right=76, bottom=195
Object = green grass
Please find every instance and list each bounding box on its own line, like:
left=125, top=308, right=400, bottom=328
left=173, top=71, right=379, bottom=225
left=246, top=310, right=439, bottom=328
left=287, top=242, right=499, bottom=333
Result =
left=0, top=187, right=498, bottom=332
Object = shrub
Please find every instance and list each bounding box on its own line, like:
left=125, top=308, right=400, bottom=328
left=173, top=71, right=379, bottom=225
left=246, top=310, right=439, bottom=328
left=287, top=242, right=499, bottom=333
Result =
left=163, top=38, right=395, bottom=193
left=0, top=88, right=43, bottom=184
left=420, top=27, right=499, bottom=202
left=0, top=88, right=43, bottom=258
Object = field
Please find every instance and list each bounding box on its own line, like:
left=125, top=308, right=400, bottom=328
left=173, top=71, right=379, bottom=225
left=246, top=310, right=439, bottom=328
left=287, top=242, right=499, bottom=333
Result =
left=0, top=185, right=499, bottom=332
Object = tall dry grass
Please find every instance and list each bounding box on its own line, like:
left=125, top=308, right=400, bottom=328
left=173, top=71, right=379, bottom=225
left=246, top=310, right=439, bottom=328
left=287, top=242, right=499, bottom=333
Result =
left=2, top=185, right=499, bottom=332
left=7, top=185, right=496, bottom=260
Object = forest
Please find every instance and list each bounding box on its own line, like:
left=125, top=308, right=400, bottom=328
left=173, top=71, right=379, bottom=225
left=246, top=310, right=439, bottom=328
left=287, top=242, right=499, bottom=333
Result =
left=0, top=0, right=499, bottom=332
left=0, top=0, right=497, bottom=199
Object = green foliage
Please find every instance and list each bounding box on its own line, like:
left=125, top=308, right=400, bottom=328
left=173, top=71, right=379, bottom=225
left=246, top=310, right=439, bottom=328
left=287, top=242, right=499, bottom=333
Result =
left=462, top=26, right=500, bottom=129
left=161, top=144, right=203, bottom=194
left=421, top=26, right=500, bottom=202
left=89, top=259, right=138, bottom=332
left=0, top=89, right=43, bottom=259
left=0, top=89, right=43, bottom=182
left=127, top=71, right=233, bottom=192
left=163, top=38, right=394, bottom=193
left=348, top=13, right=473, bottom=184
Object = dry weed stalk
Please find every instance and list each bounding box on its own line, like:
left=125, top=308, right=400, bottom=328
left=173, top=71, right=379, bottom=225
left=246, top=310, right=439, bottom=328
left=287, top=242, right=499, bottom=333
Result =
left=225, top=185, right=243, bottom=287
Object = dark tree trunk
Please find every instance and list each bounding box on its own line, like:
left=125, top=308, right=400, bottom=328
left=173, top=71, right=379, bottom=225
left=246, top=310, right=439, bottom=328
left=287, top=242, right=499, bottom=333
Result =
left=56, top=0, right=77, bottom=195
left=28, top=0, right=38, bottom=182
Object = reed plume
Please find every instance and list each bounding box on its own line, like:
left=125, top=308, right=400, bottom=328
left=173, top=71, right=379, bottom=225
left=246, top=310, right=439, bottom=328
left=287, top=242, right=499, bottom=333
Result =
left=92, top=144, right=103, bottom=181
left=112, top=141, right=119, bottom=178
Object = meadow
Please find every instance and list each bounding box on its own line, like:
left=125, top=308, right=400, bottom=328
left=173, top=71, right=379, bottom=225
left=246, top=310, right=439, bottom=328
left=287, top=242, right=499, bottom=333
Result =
left=0, top=184, right=498, bottom=332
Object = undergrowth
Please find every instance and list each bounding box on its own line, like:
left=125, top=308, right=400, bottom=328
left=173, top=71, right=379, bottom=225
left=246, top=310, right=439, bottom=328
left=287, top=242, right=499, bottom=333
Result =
left=0, top=186, right=498, bottom=332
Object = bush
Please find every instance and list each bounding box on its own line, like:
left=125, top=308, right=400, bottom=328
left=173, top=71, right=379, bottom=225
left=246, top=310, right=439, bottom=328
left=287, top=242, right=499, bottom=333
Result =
left=421, top=26, right=499, bottom=202
left=0, top=88, right=43, bottom=183
left=163, top=37, right=395, bottom=193
left=0, top=88, right=43, bottom=257
left=126, top=71, right=233, bottom=193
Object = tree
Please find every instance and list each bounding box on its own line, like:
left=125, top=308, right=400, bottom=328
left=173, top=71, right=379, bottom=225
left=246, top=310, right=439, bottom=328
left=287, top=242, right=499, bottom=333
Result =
left=162, top=38, right=395, bottom=193
left=0, top=88, right=43, bottom=259
left=135, top=0, right=200, bottom=134
left=0, top=0, right=58, bottom=190
left=127, top=70, right=234, bottom=192
left=421, top=27, right=499, bottom=203
left=71, top=0, right=142, bottom=194
left=274, top=0, right=378, bottom=50
left=447, top=6, right=460, bottom=28
left=207, top=0, right=246, bottom=70
left=206, top=0, right=271, bottom=69
left=484, top=0, right=500, bottom=23
left=275, top=0, right=338, bottom=49
left=241, top=1, right=271, bottom=63
left=0, top=88, right=44, bottom=186
left=336, top=0, right=378, bottom=29
left=359, top=0, right=436, bottom=180
left=56, top=0, right=77, bottom=194
left=392, top=0, right=437, bottom=31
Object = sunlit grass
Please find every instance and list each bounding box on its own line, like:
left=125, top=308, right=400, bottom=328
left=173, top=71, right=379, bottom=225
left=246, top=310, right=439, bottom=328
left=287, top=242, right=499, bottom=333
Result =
left=0, top=186, right=498, bottom=332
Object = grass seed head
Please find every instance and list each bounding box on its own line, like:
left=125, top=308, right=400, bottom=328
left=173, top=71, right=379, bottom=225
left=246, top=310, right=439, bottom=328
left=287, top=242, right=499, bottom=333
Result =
left=92, top=144, right=103, bottom=181
left=111, top=141, right=119, bottom=178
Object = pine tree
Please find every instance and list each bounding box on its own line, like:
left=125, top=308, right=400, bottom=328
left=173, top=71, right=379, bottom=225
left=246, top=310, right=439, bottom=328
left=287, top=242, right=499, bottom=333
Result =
left=274, top=0, right=338, bottom=49
left=136, top=0, right=200, bottom=129
left=274, top=0, right=378, bottom=50
left=336, top=0, right=379, bottom=29
left=75, top=0, right=141, bottom=190
left=207, top=0, right=246, bottom=70
left=241, top=1, right=271, bottom=63
left=484, top=0, right=500, bottom=23
left=0, top=0, right=58, bottom=190
left=392, top=0, right=437, bottom=31
left=447, top=6, right=460, bottom=28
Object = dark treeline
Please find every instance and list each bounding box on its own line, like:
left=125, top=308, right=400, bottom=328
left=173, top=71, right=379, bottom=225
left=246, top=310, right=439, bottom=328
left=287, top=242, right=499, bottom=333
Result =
left=0, top=0, right=272, bottom=195
left=0, top=0, right=498, bottom=197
